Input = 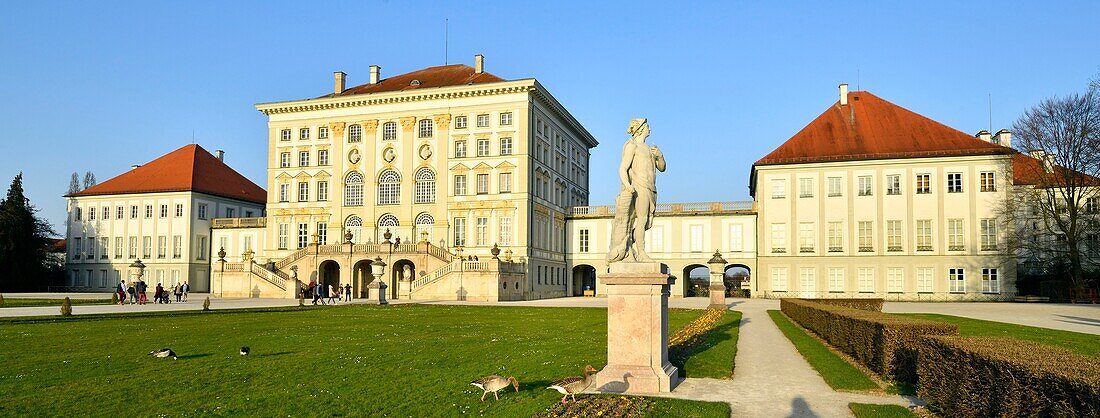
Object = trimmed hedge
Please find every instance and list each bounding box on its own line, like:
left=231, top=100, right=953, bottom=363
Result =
left=803, top=298, right=884, bottom=312
left=919, top=336, right=1100, bottom=417
left=780, top=299, right=956, bottom=383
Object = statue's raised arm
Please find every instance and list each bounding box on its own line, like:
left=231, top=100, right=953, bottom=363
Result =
left=607, top=118, right=665, bottom=263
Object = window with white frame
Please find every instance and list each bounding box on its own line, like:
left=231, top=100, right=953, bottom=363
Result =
left=980, top=172, right=996, bottom=192
left=316, top=222, right=327, bottom=245
left=770, top=223, right=787, bottom=253
left=455, top=140, right=467, bottom=158
left=475, top=217, right=488, bottom=246
left=476, top=173, right=488, bottom=195
left=858, top=176, right=872, bottom=196
left=980, top=218, right=998, bottom=250
left=114, top=237, right=123, bottom=259
left=771, top=267, right=788, bottom=292
left=318, top=149, right=329, bottom=166
left=500, top=138, right=513, bottom=155
left=129, top=237, right=137, bottom=258
left=913, top=219, right=930, bottom=251
left=477, top=139, right=490, bottom=157
left=172, top=235, right=182, bottom=258
left=1088, top=197, right=1099, bottom=213
left=827, top=177, right=842, bottom=197
left=280, top=152, right=291, bottom=168
left=947, top=173, right=963, bottom=193
left=454, top=116, right=468, bottom=129
left=453, top=217, right=466, bottom=247
left=157, top=236, right=166, bottom=259
left=145, top=205, right=153, bottom=218
left=499, top=172, right=512, bottom=193
left=197, top=236, right=207, bottom=260
left=116, top=206, right=123, bottom=219
left=298, top=223, right=309, bottom=249
left=497, top=216, right=512, bottom=245
left=947, top=219, right=964, bottom=250
left=281, top=129, right=291, bottom=141
left=454, top=175, right=467, bottom=196
left=649, top=226, right=664, bottom=252
left=689, top=224, right=704, bottom=252
left=476, top=114, right=489, bottom=127
left=771, top=179, right=786, bottom=199
left=949, top=268, right=965, bottom=293
left=298, top=182, right=309, bottom=202
left=225, top=208, right=235, bottom=218
left=886, top=174, right=901, bottom=195
left=414, top=168, right=436, bottom=204
left=277, top=223, right=288, bottom=249
left=916, top=173, right=931, bottom=194
left=916, top=267, right=933, bottom=293
left=799, top=222, right=814, bottom=253
left=887, top=220, right=902, bottom=252
left=86, top=237, right=96, bottom=260
left=318, top=126, right=329, bottom=140
left=299, top=151, right=309, bottom=167
left=798, top=178, right=813, bottom=198
left=175, top=204, right=183, bottom=217
left=418, top=119, right=433, bottom=138
left=982, top=268, right=1000, bottom=293
left=579, top=228, right=590, bottom=253
left=130, top=205, right=137, bottom=219
left=858, top=221, right=874, bottom=252
left=858, top=267, right=875, bottom=292
left=828, top=221, right=843, bottom=252
left=377, top=170, right=401, bottom=205
left=887, top=267, right=904, bottom=293
left=279, top=184, right=289, bottom=202
left=317, top=181, right=328, bottom=201
left=164, top=204, right=174, bottom=218
left=197, top=204, right=207, bottom=220
left=344, top=172, right=363, bottom=206
left=500, top=112, right=512, bottom=126
left=828, top=268, right=845, bottom=292
left=343, top=216, right=361, bottom=244
left=348, top=124, right=362, bottom=142
left=101, top=207, right=108, bottom=220
left=74, top=207, right=82, bottom=221
left=799, top=267, right=815, bottom=293
left=382, top=122, right=397, bottom=140
left=300, top=128, right=309, bottom=140
left=729, top=224, right=744, bottom=252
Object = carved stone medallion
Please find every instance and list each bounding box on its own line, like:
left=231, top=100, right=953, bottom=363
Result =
left=419, top=144, right=433, bottom=160
left=348, top=148, right=361, bottom=164
left=382, top=147, right=397, bottom=163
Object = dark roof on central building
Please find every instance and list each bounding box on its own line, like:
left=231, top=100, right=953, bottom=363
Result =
left=319, top=64, right=506, bottom=98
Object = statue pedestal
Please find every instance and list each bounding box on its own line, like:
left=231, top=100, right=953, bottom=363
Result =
left=594, top=262, right=680, bottom=394
left=709, top=282, right=727, bottom=309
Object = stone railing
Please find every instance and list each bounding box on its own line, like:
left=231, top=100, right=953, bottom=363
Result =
left=249, top=261, right=288, bottom=290
left=211, top=217, right=267, bottom=229
left=568, top=201, right=753, bottom=217
left=410, top=259, right=527, bottom=291
left=276, top=241, right=454, bottom=270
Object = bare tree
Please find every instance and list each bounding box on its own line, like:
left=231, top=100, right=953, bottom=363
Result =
left=82, top=171, right=96, bottom=190
left=67, top=172, right=81, bottom=195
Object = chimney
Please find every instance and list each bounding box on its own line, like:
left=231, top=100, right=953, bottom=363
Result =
left=1029, top=149, right=1055, bottom=173
left=334, top=71, right=346, bottom=94
left=994, top=129, right=1012, bottom=148
left=474, top=54, right=484, bottom=74
left=838, top=83, right=849, bottom=105
left=369, top=65, right=380, bottom=85
left=975, top=130, right=992, bottom=143
left=131, top=164, right=141, bottom=170
left=215, top=149, right=225, bottom=162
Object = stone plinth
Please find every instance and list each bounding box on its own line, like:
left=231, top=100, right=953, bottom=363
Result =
left=708, top=252, right=727, bottom=310
left=709, top=281, right=726, bottom=309
left=594, top=262, right=680, bottom=394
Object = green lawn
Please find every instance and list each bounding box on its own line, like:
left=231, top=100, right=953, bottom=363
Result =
left=0, top=298, right=112, bottom=308
left=768, top=310, right=879, bottom=391
left=676, top=310, right=742, bottom=379
left=0, top=305, right=729, bottom=417
left=898, top=313, right=1100, bottom=357
left=849, top=403, right=916, bottom=418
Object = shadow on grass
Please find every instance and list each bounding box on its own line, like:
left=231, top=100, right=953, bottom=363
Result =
left=176, top=353, right=213, bottom=360
left=256, top=351, right=294, bottom=358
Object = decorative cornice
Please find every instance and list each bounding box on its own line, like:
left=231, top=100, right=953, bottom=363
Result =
left=257, top=84, right=535, bottom=116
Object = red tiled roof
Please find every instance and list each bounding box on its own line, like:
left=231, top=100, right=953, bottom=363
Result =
left=755, top=91, right=1016, bottom=166
left=1011, top=152, right=1100, bottom=187
left=46, top=238, right=66, bottom=253
left=67, top=144, right=266, bottom=204
left=319, top=64, right=506, bottom=98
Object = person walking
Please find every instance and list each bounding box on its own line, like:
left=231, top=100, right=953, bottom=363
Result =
left=138, top=280, right=148, bottom=305
left=327, top=284, right=337, bottom=305
left=344, top=283, right=352, bottom=302
left=311, top=281, right=322, bottom=305
left=155, top=283, right=164, bottom=304
left=174, top=283, right=183, bottom=303
left=117, top=281, right=127, bottom=305
left=127, top=283, right=137, bottom=304
left=182, top=282, right=189, bottom=302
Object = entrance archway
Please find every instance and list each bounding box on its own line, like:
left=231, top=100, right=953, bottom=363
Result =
left=684, top=264, right=709, bottom=297
left=353, top=259, right=372, bottom=298
left=390, top=259, right=415, bottom=299
left=724, top=264, right=751, bottom=297
left=319, top=260, right=341, bottom=296
left=572, top=264, right=596, bottom=296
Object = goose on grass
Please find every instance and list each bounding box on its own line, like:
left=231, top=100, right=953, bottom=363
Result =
left=470, top=375, right=519, bottom=401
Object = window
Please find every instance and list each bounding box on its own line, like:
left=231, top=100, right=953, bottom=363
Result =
left=980, top=219, right=998, bottom=250
left=770, top=267, right=788, bottom=292
left=886, top=174, right=901, bottom=195
left=477, top=139, right=490, bottom=157
left=414, top=168, right=436, bottom=204
left=858, top=267, right=874, bottom=292
left=475, top=217, right=488, bottom=246
left=280, top=152, right=291, bottom=168
left=1088, top=197, right=1099, bottom=213
left=418, top=119, right=433, bottom=138
left=344, top=172, right=363, bottom=206
left=317, top=181, right=328, bottom=201
left=279, top=184, right=289, bottom=202
left=198, top=204, right=207, bottom=220
left=316, top=223, right=327, bottom=245
left=377, top=170, right=401, bottom=205
left=500, top=138, right=513, bottom=155
left=887, top=220, right=902, bottom=251
left=650, top=226, right=664, bottom=252
left=382, top=122, right=397, bottom=140
left=476, top=114, right=489, bottom=127
left=281, top=129, right=291, bottom=141
left=454, top=175, right=467, bottom=196
left=175, top=204, right=183, bottom=217
left=142, top=236, right=151, bottom=259
left=277, top=223, right=288, bottom=249
left=129, top=237, right=137, bottom=258
left=729, top=224, right=744, bottom=252
left=916, top=173, right=931, bottom=194
left=225, top=208, right=235, bottom=218
left=453, top=217, right=466, bottom=246
left=858, top=221, right=874, bottom=252
left=117, top=206, right=123, bottom=219
left=916, top=267, right=933, bottom=293
left=500, top=112, right=512, bottom=126
left=887, top=267, right=904, bottom=293
left=798, top=178, right=813, bottom=198
left=454, top=116, right=468, bottom=129
left=157, top=236, right=166, bottom=259
left=579, top=228, right=590, bottom=253
left=130, top=205, right=138, bottom=219
left=770, top=223, right=787, bottom=253
left=299, top=151, right=310, bottom=167
left=298, top=182, right=309, bottom=202
left=828, top=221, right=843, bottom=252
left=499, top=217, right=512, bottom=245
left=101, top=207, right=108, bottom=220
left=982, top=268, right=1000, bottom=293
left=348, top=124, right=362, bottom=142
left=74, top=207, right=82, bottom=221
left=798, top=223, right=814, bottom=253
left=947, top=173, right=963, bottom=193
left=88, top=207, right=95, bottom=221
left=858, top=176, right=872, bottom=196
left=455, top=140, right=467, bottom=158
left=948, top=219, right=964, bottom=250
left=319, top=126, right=329, bottom=140
left=799, top=267, right=816, bottom=294
left=300, top=128, right=309, bottom=140
left=980, top=172, right=996, bottom=192
left=114, top=237, right=123, bottom=259
left=828, top=268, right=845, bottom=292
left=86, top=237, right=96, bottom=260
left=476, top=174, right=488, bottom=194
left=949, top=268, right=965, bottom=293
left=827, top=177, right=842, bottom=197
left=173, top=236, right=182, bottom=258
left=197, top=236, right=207, bottom=260
left=344, top=216, right=361, bottom=244
left=916, top=220, right=932, bottom=251
left=298, top=223, right=309, bottom=249
left=690, top=224, right=704, bottom=252
left=771, top=179, right=786, bottom=199
left=245, top=211, right=253, bottom=218
left=145, top=205, right=153, bottom=218
left=499, top=172, right=512, bottom=193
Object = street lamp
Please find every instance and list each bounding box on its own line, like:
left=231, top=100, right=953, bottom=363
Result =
left=369, top=256, right=388, bottom=305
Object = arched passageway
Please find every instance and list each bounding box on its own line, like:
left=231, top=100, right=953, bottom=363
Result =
left=572, top=264, right=596, bottom=296
left=319, top=260, right=341, bottom=297
left=353, top=260, right=372, bottom=298
left=390, top=259, right=415, bottom=299
left=684, top=264, right=709, bottom=297
left=724, top=264, right=751, bottom=297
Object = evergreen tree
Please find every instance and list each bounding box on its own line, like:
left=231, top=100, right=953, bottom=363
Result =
left=0, top=174, right=56, bottom=291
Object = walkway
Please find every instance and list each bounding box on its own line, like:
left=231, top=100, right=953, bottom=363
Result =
left=884, top=301, right=1100, bottom=335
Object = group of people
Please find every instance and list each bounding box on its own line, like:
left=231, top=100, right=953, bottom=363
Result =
left=115, top=280, right=188, bottom=305
left=302, top=281, right=353, bottom=305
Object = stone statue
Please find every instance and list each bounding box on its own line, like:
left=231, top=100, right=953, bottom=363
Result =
left=607, top=118, right=666, bottom=263
left=402, top=265, right=412, bottom=281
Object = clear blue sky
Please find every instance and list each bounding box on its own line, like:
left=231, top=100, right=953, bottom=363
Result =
left=2, top=1, right=1098, bottom=233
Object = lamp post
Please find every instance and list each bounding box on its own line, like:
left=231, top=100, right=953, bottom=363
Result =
left=369, top=256, right=388, bottom=305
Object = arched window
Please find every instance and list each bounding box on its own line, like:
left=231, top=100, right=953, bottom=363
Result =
left=382, top=122, right=397, bottom=141
left=348, top=124, right=362, bottom=143
left=378, top=170, right=401, bottom=205
left=344, top=215, right=363, bottom=244
left=414, top=168, right=436, bottom=204
left=418, top=119, right=433, bottom=138
left=344, top=172, right=364, bottom=206
left=415, top=212, right=434, bottom=242
left=378, top=214, right=400, bottom=243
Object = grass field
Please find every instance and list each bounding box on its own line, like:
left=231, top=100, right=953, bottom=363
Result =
left=0, top=305, right=730, bottom=417
left=898, top=313, right=1100, bottom=357
left=676, top=310, right=742, bottom=379
left=767, top=310, right=879, bottom=391
left=0, top=298, right=112, bottom=308
left=848, top=403, right=916, bottom=418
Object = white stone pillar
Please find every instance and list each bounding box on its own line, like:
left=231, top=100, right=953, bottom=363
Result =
left=707, top=250, right=727, bottom=309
